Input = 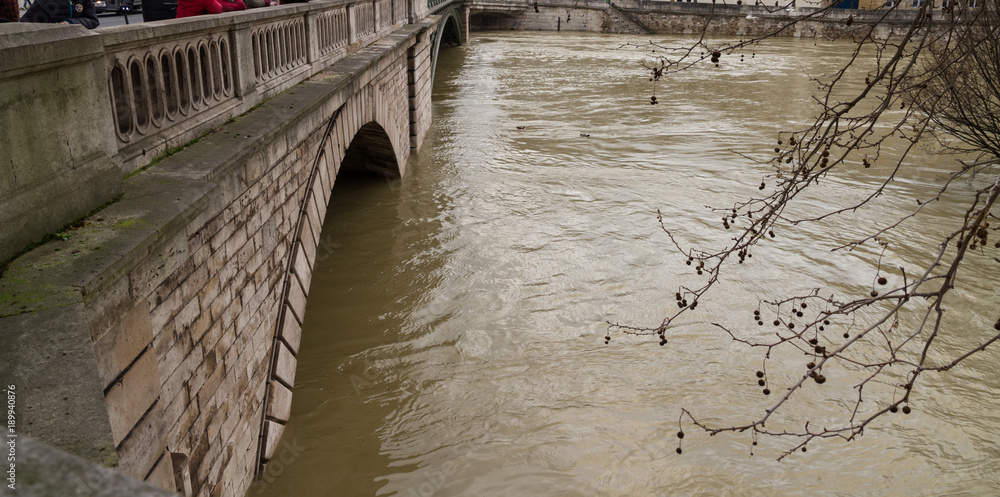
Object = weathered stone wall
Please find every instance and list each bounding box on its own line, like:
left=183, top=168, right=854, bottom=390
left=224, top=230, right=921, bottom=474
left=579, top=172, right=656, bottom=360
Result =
left=18, top=436, right=179, bottom=497
left=135, top=96, right=325, bottom=497
left=409, top=24, right=434, bottom=148
left=499, top=4, right=609, bottom=32
left=468, top=0, right=923, bottom=37
left=627, top=2, right=915, bottom=38
left=412, top=0, right=431, bottom=22
left=0, top=24, right=122, bottom=267
left=0, top=19, right=435, bottom=497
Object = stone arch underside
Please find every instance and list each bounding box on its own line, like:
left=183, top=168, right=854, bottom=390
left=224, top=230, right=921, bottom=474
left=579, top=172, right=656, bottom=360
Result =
left=342, top=122, right=404, bottom=178
left=469, top=10, right=520, bottom=30
left=257, top=53, right=410, bottom=477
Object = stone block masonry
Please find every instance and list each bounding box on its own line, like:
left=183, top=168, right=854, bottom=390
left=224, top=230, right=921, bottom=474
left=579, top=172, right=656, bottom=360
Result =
left=467, top=0, right=924, bottom=38
left=408, top=28, right=434, bottom=149
left=0, top=18, right=435, bottom=497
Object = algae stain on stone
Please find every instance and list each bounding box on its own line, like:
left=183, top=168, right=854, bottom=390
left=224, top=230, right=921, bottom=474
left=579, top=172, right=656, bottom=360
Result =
left=113, top=218, right=142, bottom=228
left=65, top=441, right=119, bottom=468
left=0, top=284, right=78, bottom=317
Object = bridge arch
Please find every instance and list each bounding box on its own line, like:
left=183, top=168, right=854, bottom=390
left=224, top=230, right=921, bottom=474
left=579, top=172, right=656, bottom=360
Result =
left=430, top=6, right=465, bottom=84
left=257, top=63, right=411, bottom=474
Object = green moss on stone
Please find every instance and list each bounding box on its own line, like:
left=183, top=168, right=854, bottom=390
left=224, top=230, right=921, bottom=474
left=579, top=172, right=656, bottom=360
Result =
left=113, top=218, right=141, bottom=228
left=96, top=443, right=119, bottom=468
left=63, top=440, right=119, bottom=468
left=0, top=193, right=123, bottom=271
left=0, top=284, right=77, bottom=317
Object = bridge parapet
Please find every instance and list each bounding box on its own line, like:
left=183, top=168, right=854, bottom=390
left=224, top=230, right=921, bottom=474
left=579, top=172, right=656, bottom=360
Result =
left=104, top=0, right=409, bottom=173
left=105, top=28, right=238, bottom=148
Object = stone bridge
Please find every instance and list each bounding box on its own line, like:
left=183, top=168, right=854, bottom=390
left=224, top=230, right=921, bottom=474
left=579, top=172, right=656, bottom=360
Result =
left=0, top=0, right=471, bottom=494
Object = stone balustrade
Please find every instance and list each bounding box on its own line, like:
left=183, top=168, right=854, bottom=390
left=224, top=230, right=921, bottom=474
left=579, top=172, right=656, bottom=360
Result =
left=107, top=31, right=236, bottom=145
left=101, top=0, right=411, bottom=173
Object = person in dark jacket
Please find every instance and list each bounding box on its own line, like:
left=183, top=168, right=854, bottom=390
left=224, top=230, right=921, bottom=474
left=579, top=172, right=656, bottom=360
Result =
left=118, top=0, right=176, bottom=22
left=20, top=0, right=98, bottom=28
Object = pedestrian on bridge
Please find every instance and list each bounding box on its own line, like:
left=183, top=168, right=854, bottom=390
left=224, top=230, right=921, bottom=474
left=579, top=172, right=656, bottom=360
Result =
left=175, top=0, right=243, bottom=18
left=19, top=0, right=98, bottom=28
left=118, top=0, right=176, bottom=21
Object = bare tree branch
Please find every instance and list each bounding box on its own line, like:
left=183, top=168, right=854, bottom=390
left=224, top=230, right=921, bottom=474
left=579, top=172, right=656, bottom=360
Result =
left=611, top=0, right=1000, bottom=459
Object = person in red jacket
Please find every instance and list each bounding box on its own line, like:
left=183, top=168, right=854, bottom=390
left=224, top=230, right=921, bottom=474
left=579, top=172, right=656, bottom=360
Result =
left=0, top=0, right=19, bottom=23
left=175, top=0, right=243, bottom=18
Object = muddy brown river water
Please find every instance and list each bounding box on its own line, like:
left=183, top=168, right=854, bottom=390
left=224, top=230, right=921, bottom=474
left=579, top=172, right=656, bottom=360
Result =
left=254, top=31, right=1000, bottom=496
